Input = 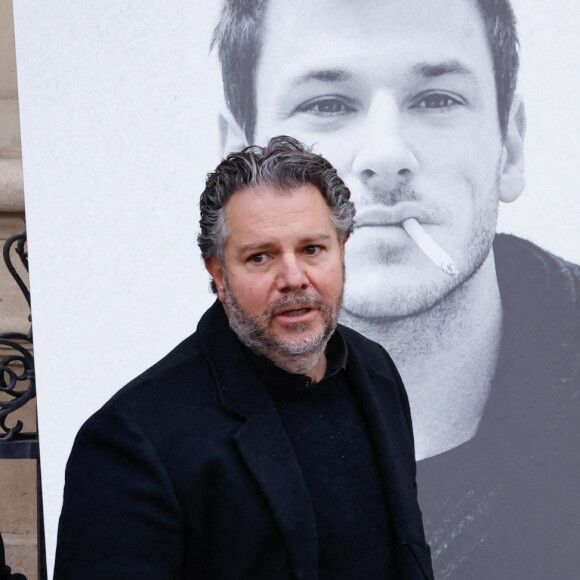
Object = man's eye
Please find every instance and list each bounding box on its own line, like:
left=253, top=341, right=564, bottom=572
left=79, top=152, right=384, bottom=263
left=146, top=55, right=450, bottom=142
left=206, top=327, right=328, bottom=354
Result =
left=296, top=97, right=356, bottom=116
left=303, top=245, right=322, bottom=255
left=415, top=93, right=462, bottom=109
left=249, top=253, right=268, bottom=264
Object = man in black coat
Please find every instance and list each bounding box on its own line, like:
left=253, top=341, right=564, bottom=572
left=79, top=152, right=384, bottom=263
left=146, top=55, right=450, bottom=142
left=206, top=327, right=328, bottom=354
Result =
left=55, top=136, right=433, bottom=579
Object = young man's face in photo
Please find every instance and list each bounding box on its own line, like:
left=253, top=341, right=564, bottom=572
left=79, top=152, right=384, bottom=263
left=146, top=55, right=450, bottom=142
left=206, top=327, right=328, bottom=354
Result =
left=248, top=0, right=523, bottom=320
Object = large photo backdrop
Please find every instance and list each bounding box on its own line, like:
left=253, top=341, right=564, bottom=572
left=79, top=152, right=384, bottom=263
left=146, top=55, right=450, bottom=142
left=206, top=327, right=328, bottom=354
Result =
left=13, top=1, right=579, bottom=577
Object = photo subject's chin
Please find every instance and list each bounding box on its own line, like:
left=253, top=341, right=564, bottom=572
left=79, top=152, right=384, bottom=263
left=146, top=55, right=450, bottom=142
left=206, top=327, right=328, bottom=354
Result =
left=343, top=258, right=456, bottom=321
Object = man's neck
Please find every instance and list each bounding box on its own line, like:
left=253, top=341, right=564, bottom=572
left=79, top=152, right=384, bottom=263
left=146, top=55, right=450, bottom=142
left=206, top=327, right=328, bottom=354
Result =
left=341, top=252, right=503, bottom=460
left=263, top=348, right=328, bottom=383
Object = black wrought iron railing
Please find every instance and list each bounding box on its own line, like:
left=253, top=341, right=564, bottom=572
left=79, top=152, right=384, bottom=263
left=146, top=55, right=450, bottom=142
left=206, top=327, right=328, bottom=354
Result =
left=0, top=232, right=45, bottom=580
left=1, top=233, right=35, bottom=447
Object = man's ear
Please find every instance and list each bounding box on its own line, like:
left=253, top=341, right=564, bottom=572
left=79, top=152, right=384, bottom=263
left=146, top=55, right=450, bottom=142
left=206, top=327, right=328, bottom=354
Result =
left=218, top=107, right=249, bottom=156
left=499, top=94, right=526, bottom=203
left=205, top=257, right=226, bottom=303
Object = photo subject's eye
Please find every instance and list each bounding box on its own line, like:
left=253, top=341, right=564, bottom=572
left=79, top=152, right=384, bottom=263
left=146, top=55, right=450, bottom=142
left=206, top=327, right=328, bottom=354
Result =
left=296, top=96, right=356, bottom=116
left=414, top=92, right=462, bottom=110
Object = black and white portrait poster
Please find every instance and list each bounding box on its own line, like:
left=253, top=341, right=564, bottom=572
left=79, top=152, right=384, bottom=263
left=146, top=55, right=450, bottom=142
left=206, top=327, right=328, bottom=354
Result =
left=13, top=1, right=579, bottom=577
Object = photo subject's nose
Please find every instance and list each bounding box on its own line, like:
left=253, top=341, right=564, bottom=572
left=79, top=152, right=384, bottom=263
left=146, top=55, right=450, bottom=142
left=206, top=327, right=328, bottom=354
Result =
left=351, top=91, right=418, bottom=190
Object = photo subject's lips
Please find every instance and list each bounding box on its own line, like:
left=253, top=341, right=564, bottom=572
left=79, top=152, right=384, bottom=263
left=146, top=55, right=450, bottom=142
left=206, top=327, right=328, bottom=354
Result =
left=349, top=207, right=459, bottom=275
left=354, top=205, right=432, bottom=229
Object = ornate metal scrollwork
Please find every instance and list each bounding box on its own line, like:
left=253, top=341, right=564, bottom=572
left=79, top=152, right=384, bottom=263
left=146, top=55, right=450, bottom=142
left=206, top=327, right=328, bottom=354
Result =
left=0, top=233, right=35, bottom=441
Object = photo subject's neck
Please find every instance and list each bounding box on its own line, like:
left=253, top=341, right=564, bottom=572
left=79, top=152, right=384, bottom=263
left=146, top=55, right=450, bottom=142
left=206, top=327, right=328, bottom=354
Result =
left=342, top=253, right=504, bottom=459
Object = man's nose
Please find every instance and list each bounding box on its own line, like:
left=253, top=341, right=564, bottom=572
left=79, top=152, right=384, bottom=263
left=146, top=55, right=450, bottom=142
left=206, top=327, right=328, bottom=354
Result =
left=351, top=91, right=419, bottom=195
left=275, top=254, right=309, bottom=292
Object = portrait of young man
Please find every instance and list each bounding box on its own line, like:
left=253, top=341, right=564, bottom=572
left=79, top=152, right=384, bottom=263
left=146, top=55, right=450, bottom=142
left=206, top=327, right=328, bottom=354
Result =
left=213, top=0, right=580, bottom=578
left=54, top=137, right=434, bottom=579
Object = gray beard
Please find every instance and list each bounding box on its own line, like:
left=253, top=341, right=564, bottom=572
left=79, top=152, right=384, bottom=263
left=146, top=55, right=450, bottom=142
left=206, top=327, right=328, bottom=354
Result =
left=223, top=277, right=342, bottom=377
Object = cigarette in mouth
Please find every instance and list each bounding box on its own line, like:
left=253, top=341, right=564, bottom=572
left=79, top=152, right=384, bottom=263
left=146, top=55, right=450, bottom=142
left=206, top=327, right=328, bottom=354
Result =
left=401, top=218, right=459, bottom=277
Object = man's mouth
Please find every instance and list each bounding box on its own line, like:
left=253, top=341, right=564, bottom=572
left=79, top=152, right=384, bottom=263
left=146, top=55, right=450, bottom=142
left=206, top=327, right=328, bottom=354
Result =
left=279, top=307, right=312, bottom=317
left=271, top=293, right=321, bottom=316
left=271, top=296, right=323, bottom=323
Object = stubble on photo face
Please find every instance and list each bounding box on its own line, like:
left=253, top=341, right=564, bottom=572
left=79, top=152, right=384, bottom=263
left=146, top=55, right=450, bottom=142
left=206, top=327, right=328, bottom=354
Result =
left=343, top=166, right=502, bottom=320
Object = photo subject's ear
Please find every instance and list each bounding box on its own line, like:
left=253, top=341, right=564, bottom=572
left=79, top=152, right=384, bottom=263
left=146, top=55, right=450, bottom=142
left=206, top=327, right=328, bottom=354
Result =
left=205, top=257, right=226, bottom=302
left=499, top=95, right=526, bottom=203
left=218, top=107, right=249, bottom=156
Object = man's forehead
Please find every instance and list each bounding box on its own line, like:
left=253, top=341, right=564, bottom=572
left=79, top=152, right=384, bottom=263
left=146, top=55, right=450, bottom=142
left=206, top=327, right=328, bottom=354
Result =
left=223, top=183, right=335, bottom=245
left=224, top=182, right=327, bottom=221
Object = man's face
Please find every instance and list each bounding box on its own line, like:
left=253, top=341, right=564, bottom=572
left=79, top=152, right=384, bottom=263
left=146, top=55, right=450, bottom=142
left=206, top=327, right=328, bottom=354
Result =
left=206, top=183, right=345, bottom=359
left=244, top=0, right=523, bottom=319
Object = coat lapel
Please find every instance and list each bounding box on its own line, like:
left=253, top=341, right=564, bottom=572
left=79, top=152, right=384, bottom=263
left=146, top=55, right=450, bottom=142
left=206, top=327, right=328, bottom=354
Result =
left=234, top=410, right=318, bottom=580
left=198, top=302, right=318, bottom=580
left=345, top=340, right=423, bottom=537
left=344, top=334, right=434, bottom=579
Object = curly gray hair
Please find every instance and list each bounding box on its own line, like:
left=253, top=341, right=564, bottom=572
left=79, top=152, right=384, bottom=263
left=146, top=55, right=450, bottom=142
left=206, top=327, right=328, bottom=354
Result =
left=198, top=136, right=355, bottom=292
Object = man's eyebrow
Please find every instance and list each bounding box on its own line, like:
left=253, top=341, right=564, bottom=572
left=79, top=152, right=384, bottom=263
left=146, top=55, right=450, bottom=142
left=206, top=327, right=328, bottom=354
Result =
left=238, top=241, right=277, bottom=254
left=237, top=234, right=333, bottom=254
left=412, top=60, right=477, bottom=79
left=301, top=234, right=333, bottom=244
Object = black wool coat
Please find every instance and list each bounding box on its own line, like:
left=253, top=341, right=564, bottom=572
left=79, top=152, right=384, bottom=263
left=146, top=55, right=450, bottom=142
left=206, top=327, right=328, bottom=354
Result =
left=55, top=301, right=434, bottom=580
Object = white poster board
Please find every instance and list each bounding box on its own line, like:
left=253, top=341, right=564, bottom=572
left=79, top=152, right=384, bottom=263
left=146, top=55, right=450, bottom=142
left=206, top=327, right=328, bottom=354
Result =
left=13, top=0, right=580, bottom=576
